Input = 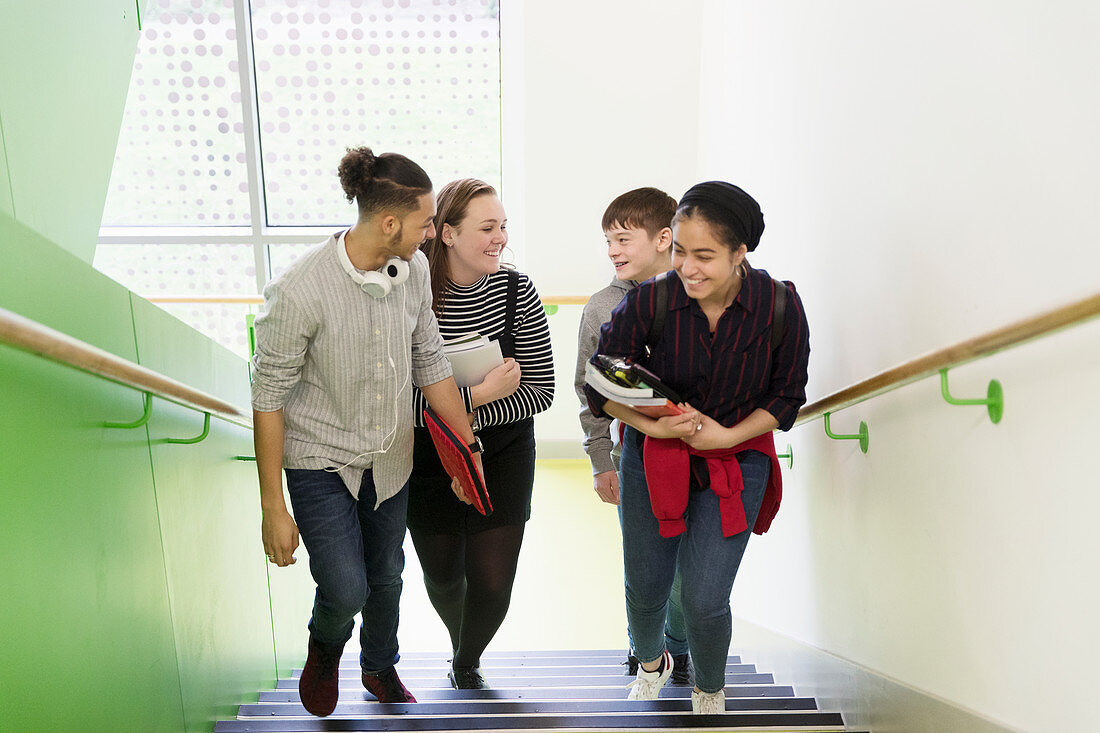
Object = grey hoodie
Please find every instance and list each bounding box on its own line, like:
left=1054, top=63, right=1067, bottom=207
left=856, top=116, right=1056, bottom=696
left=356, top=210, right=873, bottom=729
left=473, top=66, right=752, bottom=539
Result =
left=574, top=277, right=635, bottom=475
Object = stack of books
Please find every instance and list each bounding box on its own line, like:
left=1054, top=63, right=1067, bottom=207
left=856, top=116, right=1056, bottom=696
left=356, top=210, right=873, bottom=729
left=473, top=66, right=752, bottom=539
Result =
left=442, top=332, right=504, bottom=388
left=584, top=355, right=684, bottom=418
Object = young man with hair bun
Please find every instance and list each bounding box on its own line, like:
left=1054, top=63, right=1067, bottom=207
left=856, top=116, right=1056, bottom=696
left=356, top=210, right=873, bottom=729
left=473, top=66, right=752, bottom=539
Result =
left=251, top=147, right=482, bottom=717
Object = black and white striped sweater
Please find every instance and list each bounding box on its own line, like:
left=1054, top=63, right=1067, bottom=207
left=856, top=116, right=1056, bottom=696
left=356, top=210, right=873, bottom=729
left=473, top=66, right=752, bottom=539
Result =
left=412, top=268, right=555, bottom=428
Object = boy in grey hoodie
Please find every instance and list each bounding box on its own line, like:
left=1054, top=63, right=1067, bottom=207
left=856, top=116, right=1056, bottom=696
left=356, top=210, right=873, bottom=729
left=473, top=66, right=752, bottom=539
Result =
left=573, top=187, right=692, bottom=684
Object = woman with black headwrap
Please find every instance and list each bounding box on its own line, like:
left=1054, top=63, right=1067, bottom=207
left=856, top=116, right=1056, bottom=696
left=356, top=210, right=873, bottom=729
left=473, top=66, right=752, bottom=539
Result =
left=584, top=181, right=810, bottom=714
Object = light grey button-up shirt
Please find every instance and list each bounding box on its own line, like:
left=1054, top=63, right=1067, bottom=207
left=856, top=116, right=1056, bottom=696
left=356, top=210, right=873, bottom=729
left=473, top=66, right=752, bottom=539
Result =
left=251, top=232, right=453, bottom=506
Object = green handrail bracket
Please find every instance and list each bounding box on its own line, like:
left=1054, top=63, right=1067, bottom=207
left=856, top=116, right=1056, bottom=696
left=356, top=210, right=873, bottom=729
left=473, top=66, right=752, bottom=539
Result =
left=777, top=443, right=794, bottom=470
left=165, top=412, right=211, bottom=444
left=104, top=391, right=153, bottom=429
left=234, top=455, right=257, bottom=461
left=543, top=304, right=558, bottom=316
left=823, top=412, right=869, bottom=454
left=246, top=313, right=257, bottom=360
left=939, top=368, right=1003, bottom=424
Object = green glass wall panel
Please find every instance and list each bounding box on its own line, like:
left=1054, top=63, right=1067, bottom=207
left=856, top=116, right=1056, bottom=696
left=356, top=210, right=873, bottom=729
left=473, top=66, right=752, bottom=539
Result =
left=130, top=295, right=279, bottom=731
left=267, top=530, right=317, bottom=677
left=0, top=217, right=186, bottom=730
left=143, top=401, right=275, bottom=730
left=0, top=1, right=139, bottom=263
left=0, top=215, right=139, bottom=360
left=0, top=109, right=13, bottom=219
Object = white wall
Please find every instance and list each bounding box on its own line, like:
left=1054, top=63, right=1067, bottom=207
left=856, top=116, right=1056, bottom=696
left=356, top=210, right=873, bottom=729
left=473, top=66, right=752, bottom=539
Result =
left=501, top=0, right=705, bottom=453
left=696, top=1, right=1100, bottom=731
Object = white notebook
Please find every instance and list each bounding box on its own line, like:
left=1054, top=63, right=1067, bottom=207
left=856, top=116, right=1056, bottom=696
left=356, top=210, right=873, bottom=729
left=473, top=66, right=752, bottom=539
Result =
left=443, top=333, right=505, bottom=388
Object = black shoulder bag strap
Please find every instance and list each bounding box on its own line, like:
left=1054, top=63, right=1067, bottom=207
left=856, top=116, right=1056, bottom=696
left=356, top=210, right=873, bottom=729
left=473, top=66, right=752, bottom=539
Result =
left=770, top=277, right=788, bottom=350
left=643, top=272, right=787, bottom=355
left=644, top=272, right=670, bottom=359
left=498, top=269, right=520, bottom=358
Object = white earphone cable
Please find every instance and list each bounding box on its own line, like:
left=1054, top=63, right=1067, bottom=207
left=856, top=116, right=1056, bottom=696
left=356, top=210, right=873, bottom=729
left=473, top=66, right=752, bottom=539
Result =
left=325, top=284, right=411, bottom=475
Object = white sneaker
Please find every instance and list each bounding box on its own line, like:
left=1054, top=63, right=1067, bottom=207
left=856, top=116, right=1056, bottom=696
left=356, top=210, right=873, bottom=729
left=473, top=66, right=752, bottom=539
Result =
left=626, top=650, right=673, bottom=700
left=691, top=688, right=726, bottom=714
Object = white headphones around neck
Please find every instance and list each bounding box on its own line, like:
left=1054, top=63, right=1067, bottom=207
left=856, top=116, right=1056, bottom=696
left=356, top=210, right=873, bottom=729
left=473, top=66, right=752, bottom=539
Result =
left=337, top=231, right=410, bottom=298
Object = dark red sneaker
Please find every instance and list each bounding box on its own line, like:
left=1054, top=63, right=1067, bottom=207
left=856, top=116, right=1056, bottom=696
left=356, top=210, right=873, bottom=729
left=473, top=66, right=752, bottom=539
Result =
left=362, top=666, right=417, bottom=703
left=299, top=636, right=344, bottom=717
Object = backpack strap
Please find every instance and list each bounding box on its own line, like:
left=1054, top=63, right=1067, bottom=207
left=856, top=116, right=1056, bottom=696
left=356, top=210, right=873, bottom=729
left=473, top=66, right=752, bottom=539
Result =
left=770, top=277, right=788, bottom=351
left=645, top=271, right=787, bottom=355
left=498, top=269, right=520, bottom=358
left=644, top=272, right=670, bottom=359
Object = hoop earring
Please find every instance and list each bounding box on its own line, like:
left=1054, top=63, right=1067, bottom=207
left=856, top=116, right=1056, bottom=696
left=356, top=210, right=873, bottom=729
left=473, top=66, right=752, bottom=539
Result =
left=737, top=262, right=747, bottom=279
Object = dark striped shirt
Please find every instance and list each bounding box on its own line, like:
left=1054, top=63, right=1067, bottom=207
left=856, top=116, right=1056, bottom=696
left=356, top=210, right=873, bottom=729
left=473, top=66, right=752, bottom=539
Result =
left=586, top=264, right=809, bottom=431
left=412, top=268, right=555, bottom=428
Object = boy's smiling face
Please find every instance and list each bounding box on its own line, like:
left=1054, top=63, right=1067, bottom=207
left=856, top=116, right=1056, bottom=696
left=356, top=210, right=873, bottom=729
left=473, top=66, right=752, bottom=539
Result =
left=604, top=223, right=672, bottom=283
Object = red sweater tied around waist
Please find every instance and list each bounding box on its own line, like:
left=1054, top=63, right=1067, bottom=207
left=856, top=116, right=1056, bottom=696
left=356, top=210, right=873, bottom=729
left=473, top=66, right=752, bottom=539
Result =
left=642, top=432, right=782, bottom=538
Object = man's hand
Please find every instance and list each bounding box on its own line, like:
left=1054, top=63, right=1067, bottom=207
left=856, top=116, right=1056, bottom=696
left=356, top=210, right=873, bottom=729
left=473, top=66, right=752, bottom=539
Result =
left=262, top=508, right=300, bottom=567
left=593, top=470, right=620, bottom=505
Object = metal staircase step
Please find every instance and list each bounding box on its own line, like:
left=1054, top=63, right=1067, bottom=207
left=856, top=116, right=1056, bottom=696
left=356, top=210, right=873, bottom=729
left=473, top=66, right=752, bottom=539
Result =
left=258, top=684, right=799, bottom=702
left=238, top=696, right=821, bottom=716
left=274, top=672, right=776, bottom=689
left=215, top=710, right=848, bottom=731
left=297, top=663, right=757, bottom=676
left=350, top=652, right=742, bottom=665
left=216, top=648, right=860, bottom=732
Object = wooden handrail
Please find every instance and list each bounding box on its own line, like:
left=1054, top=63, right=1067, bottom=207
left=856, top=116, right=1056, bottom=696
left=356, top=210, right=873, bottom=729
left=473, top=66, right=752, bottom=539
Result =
left=0, top=306, right=253, bottom=429
left=54, top=288, right=1100, bottom=433
left=143, top=294, right=592, bottom=306
left=795, top=291, right=1100, bottom=426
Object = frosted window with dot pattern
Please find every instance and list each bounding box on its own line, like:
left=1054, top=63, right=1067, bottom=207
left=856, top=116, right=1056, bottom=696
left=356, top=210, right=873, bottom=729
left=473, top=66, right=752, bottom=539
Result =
left=159, top=302, right=255, bottom=358
left=251, top=0, right=501, bottom=226
left=94, top=243, right=258, bottom=357
left=93, top=243, right=257, bottom=296
left=268, top=241, right=324, bottom=279
left=102, top=0, right=251, bottom=226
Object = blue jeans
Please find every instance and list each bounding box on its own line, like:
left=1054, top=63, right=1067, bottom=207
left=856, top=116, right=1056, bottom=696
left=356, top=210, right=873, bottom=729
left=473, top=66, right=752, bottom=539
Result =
left=285, top=468, right=408, bottom=674
left=619, top=427, right=770, bottom=693
left=617, top=502, right=689, bottom=656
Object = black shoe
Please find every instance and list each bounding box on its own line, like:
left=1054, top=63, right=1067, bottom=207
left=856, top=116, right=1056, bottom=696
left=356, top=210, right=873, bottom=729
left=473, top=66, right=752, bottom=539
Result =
left=670, top=653, right=694, bottom=686
left=449, top=664, right=489, bottom=689
left=624, top=653, right=640, bottom=676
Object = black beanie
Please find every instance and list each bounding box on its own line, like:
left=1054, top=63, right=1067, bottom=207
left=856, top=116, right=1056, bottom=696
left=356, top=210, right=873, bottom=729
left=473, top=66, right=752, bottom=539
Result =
left=678, top=181, right=764, bottom=251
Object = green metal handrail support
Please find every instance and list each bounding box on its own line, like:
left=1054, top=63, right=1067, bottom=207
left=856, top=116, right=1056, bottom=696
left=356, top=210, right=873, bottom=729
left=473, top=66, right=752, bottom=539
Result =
left=823, top=412, right=869, bottom=454
left=939, top=368, right=1003, bottom=423
left=164, top=412, right=211, bottom=444
left=104, top=391, right=153, bottom=429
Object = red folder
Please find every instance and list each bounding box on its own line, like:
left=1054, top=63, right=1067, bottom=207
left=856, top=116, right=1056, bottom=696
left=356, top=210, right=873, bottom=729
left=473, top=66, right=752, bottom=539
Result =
left=422, top=406, right=492, bottom=516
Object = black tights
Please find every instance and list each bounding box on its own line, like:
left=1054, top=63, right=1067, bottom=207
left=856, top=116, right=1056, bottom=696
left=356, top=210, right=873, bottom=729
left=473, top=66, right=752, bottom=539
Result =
left=410, top=524, right=526, bottom=668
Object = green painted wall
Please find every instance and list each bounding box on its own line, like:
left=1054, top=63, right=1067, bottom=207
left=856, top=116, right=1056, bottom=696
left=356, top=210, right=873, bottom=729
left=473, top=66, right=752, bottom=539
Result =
left=0, top=214, right=302, bottom=731
left=0, top=214, right=186, bottom=731
left=131, top=294, right=279, bottom=729
left=0, top=4, right=317, bottom=728
left=0, top=1, right=140, bottom=262
left=0, top=108, right=13, bottom=219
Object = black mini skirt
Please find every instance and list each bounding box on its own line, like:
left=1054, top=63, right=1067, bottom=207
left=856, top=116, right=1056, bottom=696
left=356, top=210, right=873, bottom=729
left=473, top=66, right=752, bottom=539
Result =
left=408, top=417, right=535, bottom=534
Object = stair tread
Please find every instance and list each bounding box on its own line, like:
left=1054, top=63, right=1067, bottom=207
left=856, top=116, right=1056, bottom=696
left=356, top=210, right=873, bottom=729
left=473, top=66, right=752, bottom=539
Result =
left=258, top=685, right=798, bottom=701
left=215, top=709, right=847, bottom=731
left=218, top=649, right=857, bottom=732
left=298, top=663, right=757, bottom=677
left=238, top=697, right=819, bottom=716
left=275, top=673, right=775, bottom=689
